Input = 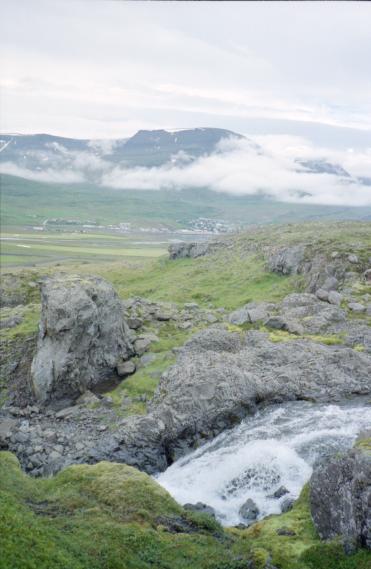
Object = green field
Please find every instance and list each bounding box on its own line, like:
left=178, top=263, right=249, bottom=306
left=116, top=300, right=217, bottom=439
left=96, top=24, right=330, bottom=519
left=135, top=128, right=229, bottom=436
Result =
left=0, top=232, right=168, bottom=267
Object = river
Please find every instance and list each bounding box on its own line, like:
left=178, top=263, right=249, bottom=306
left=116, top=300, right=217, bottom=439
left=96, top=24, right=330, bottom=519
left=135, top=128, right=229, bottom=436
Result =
left=156, top=398, right=371, bottom=526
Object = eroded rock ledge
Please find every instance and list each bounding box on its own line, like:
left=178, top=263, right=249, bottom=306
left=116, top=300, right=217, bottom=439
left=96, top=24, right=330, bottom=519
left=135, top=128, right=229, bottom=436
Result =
left=91, top=327, right=371, bottom=474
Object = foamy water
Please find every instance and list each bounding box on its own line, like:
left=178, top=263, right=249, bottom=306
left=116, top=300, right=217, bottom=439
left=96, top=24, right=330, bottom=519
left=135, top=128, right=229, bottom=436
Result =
left=156, top=399, right=371, bottom=526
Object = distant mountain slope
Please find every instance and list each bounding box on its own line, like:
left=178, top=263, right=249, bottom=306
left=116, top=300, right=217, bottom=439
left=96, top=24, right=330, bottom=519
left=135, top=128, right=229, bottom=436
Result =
left=2, top=173, right=371, bottom=231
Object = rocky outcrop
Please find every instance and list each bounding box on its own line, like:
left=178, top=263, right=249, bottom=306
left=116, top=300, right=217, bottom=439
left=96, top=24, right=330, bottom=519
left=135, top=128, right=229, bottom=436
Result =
left=268, top=293, right=347, bottom=336
left=168, top=240, right=222, bottom=260
left=310, top=434, right=371, bottom=549
left=256, top=292, right=371, bottom=353
left=31, top=275, right=133, bottom=403
left=266, top=244, right=367, bottom=295
left=91, top=327, right=371, bottom=473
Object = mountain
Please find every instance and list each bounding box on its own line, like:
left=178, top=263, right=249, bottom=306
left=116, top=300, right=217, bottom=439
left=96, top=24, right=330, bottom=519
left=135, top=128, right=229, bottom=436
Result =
left=296, top=159, right=351, bottom=177
left=0, top=127, right=243, bottom=171
left=1, top=128, right=369, bottom=231
left=110, top=128, right=245, bottom=166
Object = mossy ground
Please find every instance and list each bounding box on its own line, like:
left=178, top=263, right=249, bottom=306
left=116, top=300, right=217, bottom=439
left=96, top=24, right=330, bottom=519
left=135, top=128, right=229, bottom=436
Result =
left=1, top=453, right=370, bottom=569
left=109, top=351, right=177, bottom=416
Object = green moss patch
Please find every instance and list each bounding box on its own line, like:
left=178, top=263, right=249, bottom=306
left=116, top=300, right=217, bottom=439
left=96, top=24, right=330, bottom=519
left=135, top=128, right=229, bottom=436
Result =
left=1, top=454, right=370, bottom=569
left=0, top=304, right=40, bottom=340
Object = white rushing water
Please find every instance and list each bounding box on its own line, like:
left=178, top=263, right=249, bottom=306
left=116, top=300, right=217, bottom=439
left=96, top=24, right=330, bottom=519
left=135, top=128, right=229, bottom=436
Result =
left=156, top=399, right=371, bottom=526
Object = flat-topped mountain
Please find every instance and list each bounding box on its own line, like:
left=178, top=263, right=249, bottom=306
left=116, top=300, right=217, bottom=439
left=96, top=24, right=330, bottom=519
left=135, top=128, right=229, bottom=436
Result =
left=0, top=127, right=244, bottom=169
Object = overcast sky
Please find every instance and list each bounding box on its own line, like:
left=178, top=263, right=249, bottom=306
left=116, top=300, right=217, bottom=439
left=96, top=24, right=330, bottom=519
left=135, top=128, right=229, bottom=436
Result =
left=1, top=0, right=371, bottom=145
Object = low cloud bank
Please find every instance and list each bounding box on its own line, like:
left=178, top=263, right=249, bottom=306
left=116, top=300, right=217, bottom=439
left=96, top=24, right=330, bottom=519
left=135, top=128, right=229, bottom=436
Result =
left=101, top=136, right=371, bottom=206
left=0, top=161, right=85, bottom=184
left=1, top=135, right=370, bottom=206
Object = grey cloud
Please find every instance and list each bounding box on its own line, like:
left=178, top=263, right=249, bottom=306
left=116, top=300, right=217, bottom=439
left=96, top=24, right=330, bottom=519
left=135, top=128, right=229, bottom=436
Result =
left=0, top=1, right=370, bottom=139
left=99, top=136, right=371, bottom=206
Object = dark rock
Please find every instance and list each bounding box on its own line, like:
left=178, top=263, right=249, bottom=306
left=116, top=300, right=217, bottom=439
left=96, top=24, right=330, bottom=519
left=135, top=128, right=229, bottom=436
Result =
left=117, top=360, right=136, bottom=377
left=310, top=437, right=371, bottom=549
left=280, top=498, right=295, bottom=513
left=155, top=515, right=201, bottom=534
left=271, top=485, right=289, bottom=499
left=127, top=317, right=142, bottom=330
left=276, top=528, right=296, bottom=536
left=183, top=502, right=216, bottom=518
left=239, top=498, right=259, bottom=522
left=264, top=316, right=287, bottom=330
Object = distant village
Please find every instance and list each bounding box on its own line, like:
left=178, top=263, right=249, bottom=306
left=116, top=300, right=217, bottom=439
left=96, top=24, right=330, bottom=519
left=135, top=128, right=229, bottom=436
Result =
left=31, top=216, right=238, bottom=235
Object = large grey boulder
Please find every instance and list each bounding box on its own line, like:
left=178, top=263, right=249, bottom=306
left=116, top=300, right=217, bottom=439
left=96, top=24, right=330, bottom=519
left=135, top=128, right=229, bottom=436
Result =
left=31, top=275, right=133, bottom=403
left=310, top=435, right=371, bottom=549
left=267, top=245, right=306, bottom=275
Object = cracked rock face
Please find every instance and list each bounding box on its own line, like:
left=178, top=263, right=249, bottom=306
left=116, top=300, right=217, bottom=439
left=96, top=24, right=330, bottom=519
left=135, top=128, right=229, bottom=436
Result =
left=310, top=436, right=371, bottom=549
left=31, top=275, right=133, bottom=403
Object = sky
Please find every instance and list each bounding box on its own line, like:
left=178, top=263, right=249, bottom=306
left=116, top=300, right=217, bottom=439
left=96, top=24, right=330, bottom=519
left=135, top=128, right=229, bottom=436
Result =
left=1, top=0, right=371, bottom=147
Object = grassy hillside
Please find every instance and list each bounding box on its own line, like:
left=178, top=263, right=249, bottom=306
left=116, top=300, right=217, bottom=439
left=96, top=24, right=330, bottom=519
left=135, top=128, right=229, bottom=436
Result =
left=67, top=221, right=371, bottom=309
left=1, top=221, right=371, bottom=567
left=2, top=173, right=371, bottom=231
